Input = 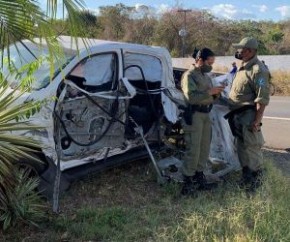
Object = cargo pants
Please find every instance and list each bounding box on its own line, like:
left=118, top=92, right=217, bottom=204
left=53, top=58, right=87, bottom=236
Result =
left=234, top=109, right=265, bottom=171
left=181, top=112, right=211, bottom=176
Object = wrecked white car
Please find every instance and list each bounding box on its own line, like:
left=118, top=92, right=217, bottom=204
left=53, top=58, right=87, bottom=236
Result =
left=3, top=37, right=240, bottom=197
left=2, top=36, right=186, bottom=195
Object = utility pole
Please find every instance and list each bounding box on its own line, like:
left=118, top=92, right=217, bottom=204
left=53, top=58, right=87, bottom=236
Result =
left=178, top=8, right=191, bottom=57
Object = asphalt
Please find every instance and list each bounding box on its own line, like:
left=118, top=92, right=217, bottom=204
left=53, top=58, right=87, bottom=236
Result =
left=263, top=96, right=290, bottom=150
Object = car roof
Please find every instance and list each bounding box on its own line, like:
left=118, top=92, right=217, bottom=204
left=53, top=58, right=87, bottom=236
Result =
left=29, top=35, right=169, bottom=57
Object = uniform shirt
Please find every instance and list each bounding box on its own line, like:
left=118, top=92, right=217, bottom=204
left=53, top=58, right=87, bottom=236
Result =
left=181, top=65, right=213, bottom=105
left=229, top=55, right=270, bottom=109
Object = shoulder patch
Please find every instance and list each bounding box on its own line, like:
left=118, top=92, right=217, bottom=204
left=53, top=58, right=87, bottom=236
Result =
left=256, top=77, right=266, bottom=87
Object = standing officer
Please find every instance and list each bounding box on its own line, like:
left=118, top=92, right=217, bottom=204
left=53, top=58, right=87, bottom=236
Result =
left=227, top=37, right=271, bottom=191
left=180, top=48, right=225, bottom=195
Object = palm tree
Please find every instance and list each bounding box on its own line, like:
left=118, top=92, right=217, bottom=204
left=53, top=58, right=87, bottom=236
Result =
left=0, top=0, right=88, bottom=229
left=0, top=68, right=47, bottom=230
left=0, top=0, right=87, bottom=66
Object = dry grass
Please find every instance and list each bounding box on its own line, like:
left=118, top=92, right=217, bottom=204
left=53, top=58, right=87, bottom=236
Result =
left=213, top=64, right=229, bottom=73
left=270, top=70, right=290, bottom=95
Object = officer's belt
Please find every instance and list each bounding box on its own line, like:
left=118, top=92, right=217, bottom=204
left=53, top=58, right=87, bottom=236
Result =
left=224, top=105, right=256, bottom=120
left=224, top=105, right=256, bottom=140
left=191, top=104, right=213, bottom=113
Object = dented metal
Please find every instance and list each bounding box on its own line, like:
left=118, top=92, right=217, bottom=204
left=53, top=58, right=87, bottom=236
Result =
left=3, top=36, right=241, bottom=184
left=4, top=36, right=184, bottom=174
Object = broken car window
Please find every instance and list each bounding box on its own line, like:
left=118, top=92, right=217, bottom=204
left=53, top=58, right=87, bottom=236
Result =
left=69, top=53, right=117, bottom=91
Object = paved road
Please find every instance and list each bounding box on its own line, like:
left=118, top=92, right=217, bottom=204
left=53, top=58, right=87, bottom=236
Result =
left=263, top=96, right=290, bottom=150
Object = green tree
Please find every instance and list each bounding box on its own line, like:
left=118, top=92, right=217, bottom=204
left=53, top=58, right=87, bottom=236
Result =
left=75, top=10, right=102, bottom=38
left=154, top=10, right=183, bottom=56
left=264, top=26, right=284, bottom=54
left=98, top=4, right=133, bottom=40
left=279, top=20, right=290, bottom=54
left=123, top=16, right=157, bottom=45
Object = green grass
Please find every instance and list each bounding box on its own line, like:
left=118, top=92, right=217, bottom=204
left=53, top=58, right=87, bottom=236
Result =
left=2, top=159, right=290, bottom=242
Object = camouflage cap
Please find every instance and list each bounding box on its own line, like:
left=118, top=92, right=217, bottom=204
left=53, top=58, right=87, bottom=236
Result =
left=232, top=37, right=258, bottom=49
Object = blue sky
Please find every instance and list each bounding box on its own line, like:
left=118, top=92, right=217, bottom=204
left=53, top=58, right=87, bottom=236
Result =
left=86, top=0, right=290, bottom=22
left=40, top=0, right=290, bottom=22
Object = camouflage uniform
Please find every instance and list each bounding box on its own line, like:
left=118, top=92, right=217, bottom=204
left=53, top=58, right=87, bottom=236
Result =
left=229, top=55, right=270, bottom=171
left=181, top=65, right=214, bottom=176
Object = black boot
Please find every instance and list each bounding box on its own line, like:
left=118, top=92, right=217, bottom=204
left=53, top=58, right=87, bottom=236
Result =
left=181, top=175, right=196, bottom=195
left=249, top=169, right=264, bottom=191
left=239, top=167, right=264, bottom=192
left=239, top=166, right=252, bottom=188
left=193, top=171, right=218, bottom=191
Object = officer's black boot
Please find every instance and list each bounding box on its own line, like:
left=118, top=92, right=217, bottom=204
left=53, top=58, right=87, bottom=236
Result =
left=181, top=175, right=196, bottom=195
left=193, top=171, right=218, bottom=191
left=249, top=169, right=264, bottom=192
left=239, top=166, right=253, bottom=188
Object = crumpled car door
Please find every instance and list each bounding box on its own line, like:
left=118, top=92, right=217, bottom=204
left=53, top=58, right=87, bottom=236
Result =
left=54, top=52, right=128, bottom=161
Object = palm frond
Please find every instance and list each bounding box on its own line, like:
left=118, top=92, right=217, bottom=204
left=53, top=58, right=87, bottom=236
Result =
left=0, top=123, right=43, bottom=132
left=0, top=102, right=42, bottom=123
left=0, top=135, right=41, bottom=147
left=0, top=0, right=50, bottom=66
left=0, top=167, right=45, bottom=230
left=1, top=0, right=88, bottom=70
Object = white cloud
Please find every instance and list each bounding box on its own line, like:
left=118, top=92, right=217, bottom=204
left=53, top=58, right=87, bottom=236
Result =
left=135, top=4, right=150, bottom=12
left=133, top=3, right=172, bottom=17
left=155, top=4, right=172, bottom=14
left=252, top=4, right=268, bottom=13
left=210, top=4, right=236, bottom=19
left=259, top=5, right=268, bottom=13
left=87, top=8, right=100, bottom=16
left=275, top=5, right=290, bottom=18
left=133, top=4, right=156, bottom=18
left=209, top=4, right=256, bottom=20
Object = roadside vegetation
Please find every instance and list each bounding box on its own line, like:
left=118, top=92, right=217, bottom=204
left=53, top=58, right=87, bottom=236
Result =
left=1, top=155, right=290, bottom=241
left=52, top=4, right=290, bottom=57
left=0, top=82, right=45, bottom=230
left=0, top=0, right=90, bottom=231
left=0, top=61, right=51, bottom=230
left=271, top=71, right=290, bottom=96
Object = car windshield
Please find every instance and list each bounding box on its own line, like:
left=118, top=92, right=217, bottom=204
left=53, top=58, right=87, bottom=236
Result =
left=1, top=42, right=75, bottom=91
